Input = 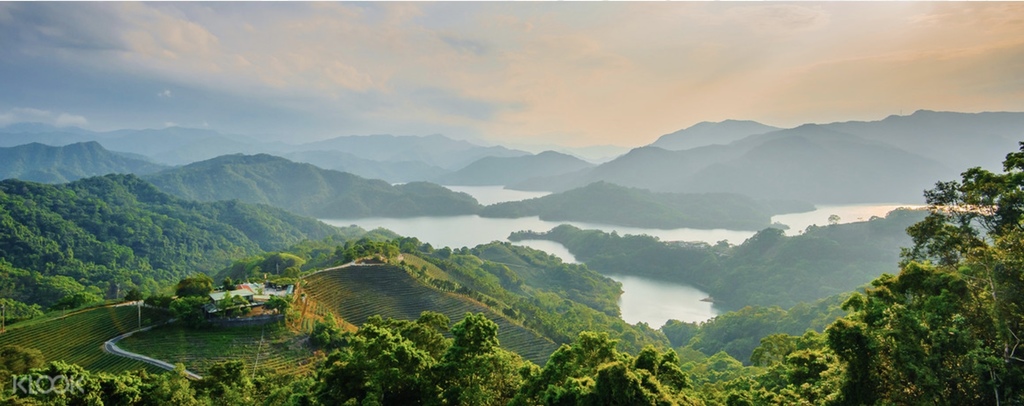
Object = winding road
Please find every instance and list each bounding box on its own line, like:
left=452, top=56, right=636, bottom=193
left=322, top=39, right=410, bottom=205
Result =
left=102, top=323, right=203, bottom=380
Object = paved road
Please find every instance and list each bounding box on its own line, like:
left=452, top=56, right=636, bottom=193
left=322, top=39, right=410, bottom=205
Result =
left=102, top=323, right=203, bottom=380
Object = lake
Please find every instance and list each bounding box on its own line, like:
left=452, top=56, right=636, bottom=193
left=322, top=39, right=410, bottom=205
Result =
left=606, top=274, right=717, bottom=326
left=321, top=185, right=923, bottom=327
left=443, top=185, right=550, bottom=206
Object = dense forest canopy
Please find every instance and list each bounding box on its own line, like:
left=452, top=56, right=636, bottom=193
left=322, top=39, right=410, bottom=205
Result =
left=0, top=174, right=352, bottom=311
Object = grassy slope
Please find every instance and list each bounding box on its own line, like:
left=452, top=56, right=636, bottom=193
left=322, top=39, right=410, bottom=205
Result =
left=0, top=306, right=169, bottom=374
left=302, top=265, right=559, bottom=365
left=117, top=321, right=316, bottom=377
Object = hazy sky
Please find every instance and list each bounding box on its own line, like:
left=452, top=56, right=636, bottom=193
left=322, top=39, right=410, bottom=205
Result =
left=1, top=2, right=1023, bottom=147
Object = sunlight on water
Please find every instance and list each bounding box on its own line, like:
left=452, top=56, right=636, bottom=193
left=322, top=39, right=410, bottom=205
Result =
left=772, top=203, right=925, bottom=235
left=442, top=185, right=550, bottom=206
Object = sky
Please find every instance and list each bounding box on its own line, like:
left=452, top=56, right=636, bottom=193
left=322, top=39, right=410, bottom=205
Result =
left=1, top=2, right=1023, bottom=148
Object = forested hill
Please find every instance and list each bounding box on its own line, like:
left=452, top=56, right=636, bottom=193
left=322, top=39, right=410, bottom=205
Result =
left=481, top=181, right=812, bottom=230
left=0, top=142, right=166, bottom=183
left=0, top=174, right=348, bottom=311
left=511, top=208, right=927, bottom=310
left=143, top=154, right=482, bottom=218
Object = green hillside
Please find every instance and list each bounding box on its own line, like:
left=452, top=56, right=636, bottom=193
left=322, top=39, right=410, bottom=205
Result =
left=0, top=174, right=346, bottom=310
left=144, top=153, right=482, bottom=218
left=0, top=306, right=169, bottom=374
left=302, top=265, right=560, bottom=365
left=0, top=142, right=166, bottom=183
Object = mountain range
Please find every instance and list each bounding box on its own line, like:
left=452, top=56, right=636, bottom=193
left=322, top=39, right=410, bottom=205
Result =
left=3, top=110, right=1024, bottom=205
left=511, top=110, right=1024, bottom=203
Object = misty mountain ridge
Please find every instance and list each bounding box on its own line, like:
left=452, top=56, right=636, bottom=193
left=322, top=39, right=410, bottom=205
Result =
left=0, top=141, right=167, bottom=183
left=435, top=150, right=594, bottom=186
left=283, top=149, right=450, bottom=184
left=511, top=110, right=1024, bottom=204
left=4, top=109, right=1023, bottom=204
left=649, top=119, right=780, bottom=151
left=301, top=133, right=530, bottom=170
left=0, top=125, right=532, bottom=179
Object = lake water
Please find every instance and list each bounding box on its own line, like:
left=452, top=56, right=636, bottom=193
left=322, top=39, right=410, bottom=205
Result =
left=606, top=274, right=717, bottom=327
left=321, top=185, right=922, bottom=326
left=320, top=215, right=758, bottom=250
left=443, top=185, right=550, bottom=206
left=771, top=203, right=925, bottom=235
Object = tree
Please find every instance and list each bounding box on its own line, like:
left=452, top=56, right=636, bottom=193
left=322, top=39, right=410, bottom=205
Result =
left=170, top=296, right=210, bottom=329
left=827, top=214, right=840, bottom=226
left=0, top=345, right=45, bottom=384
left=49, top=291, right=102, bottom=311
left=124, top=287, right=143, bottom=302
left=438, top=313, right=527, bottom=405
left=264, top=295, right=291, bottom=314
left=176, top=274, right=214, bottom=297
left=826, top=142, right=1024, bottom=405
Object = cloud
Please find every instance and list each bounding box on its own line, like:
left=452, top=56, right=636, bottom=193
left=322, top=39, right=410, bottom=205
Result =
left=1, top=3, right=1023, bottom=145
left=0, top=107, right=88, bottom=128
left=55, top=113, right=88, bottom=127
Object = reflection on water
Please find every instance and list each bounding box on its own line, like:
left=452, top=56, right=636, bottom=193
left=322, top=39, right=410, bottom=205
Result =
left=513, top=240, right=579, bottom=263
left=606, top=274, right=718, bottom=326
left=772, top=203, right=924, bottom=235
left=442, top=185, right=550, bottom=206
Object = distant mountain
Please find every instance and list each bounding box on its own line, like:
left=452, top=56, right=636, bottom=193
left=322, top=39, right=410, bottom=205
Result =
left=649, top=120, right=780, bottom=151
left=0, top=122, right=91, bottom=135
left=821, top=110, right=1024, bottom=172
left=283, top=150, right=450, bottom=183
left=144, top=154, right=481, bottom=218
left=0, top=126, right=266, bottom=165
left=514, top=111, right=1024, bottom=203
left=481, top=181, right=812, bottom=230
left=0, top=125, right=534, bottom=179
left=302, top=134, right=530, bottom=170
left=97, top=127, right=266, bottom=165
left=0, top=142, right=167, bottom=183
left=681, top=125, right=949, bottom=203
left=435, top=151, right=594, bottom=186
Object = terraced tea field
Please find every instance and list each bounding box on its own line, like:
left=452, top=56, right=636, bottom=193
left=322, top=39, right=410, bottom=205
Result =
left=303, top=265, right=559, bottom=365
left=117, top=322, right=317, bottom=376
left=0, top=305, right=169, bottom=374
